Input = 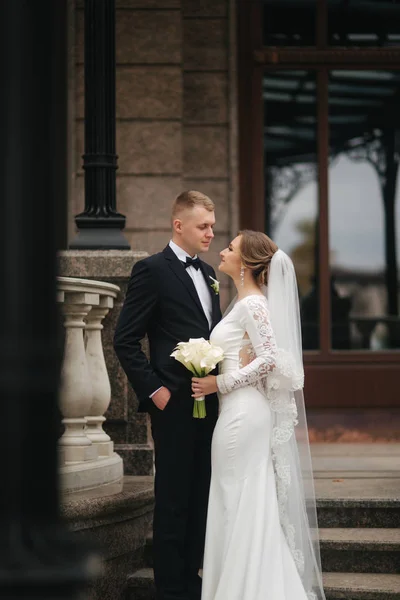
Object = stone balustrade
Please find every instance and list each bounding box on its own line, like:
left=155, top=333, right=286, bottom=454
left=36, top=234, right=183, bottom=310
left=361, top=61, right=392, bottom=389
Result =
left=57, top=276, right=123, bottom=494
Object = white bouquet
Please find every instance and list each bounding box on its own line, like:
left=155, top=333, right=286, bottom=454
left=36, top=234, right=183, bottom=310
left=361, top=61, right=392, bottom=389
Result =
left=170, top=337, right=224, bottom=418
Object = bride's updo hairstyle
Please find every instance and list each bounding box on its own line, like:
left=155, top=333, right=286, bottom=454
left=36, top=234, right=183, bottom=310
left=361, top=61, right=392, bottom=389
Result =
left=239, top=230, right=278, bottom=286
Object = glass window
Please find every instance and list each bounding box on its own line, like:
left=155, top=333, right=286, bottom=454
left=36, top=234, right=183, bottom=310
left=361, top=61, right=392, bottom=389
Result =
left=328, top=0, right=400, bottom=47
left=329, top=70, right=400, bottom=350
left=263, top=0, right=316, bottom=46
left=264, top=70, right=319, bottom=349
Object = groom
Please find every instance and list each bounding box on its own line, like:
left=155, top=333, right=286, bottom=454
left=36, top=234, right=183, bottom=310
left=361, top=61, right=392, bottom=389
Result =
left=114, top=191, right=221, bottom=600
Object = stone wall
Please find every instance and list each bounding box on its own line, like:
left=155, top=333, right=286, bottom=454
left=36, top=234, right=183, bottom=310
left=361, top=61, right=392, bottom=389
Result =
left=70, top=0, right=237, bottom=309
left=63, top=476, right=154, bottom=600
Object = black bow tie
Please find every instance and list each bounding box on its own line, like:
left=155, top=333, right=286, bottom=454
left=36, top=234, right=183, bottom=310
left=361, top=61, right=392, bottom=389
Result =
left=182, top=257, right=201, bottom=271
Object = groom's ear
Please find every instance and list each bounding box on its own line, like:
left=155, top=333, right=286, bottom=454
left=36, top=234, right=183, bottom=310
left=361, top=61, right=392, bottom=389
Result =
left=173, top=218, right=183, bottom=233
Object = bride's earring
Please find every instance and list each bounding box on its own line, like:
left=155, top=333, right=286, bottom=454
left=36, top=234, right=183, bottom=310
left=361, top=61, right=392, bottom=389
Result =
left=240, top=266, right=245, bottom=287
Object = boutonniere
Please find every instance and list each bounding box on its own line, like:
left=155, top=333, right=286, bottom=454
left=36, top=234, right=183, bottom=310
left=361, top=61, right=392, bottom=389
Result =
left=209, top=276, right=220, bottom=295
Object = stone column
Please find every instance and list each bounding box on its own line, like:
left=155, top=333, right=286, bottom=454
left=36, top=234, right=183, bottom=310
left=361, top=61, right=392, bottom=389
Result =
left=0, top=0, right=95, bottom=596
left=85, top=297, right=115, bottom=456
left=57, top=277, right=123, bottom=493
left=59, top=292, right=99, bottom=462
left=70, top=0, right=129, bottom=250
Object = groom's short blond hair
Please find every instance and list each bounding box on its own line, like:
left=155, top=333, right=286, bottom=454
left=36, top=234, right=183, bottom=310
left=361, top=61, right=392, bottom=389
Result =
left=172, top=190, right=215, bottom=218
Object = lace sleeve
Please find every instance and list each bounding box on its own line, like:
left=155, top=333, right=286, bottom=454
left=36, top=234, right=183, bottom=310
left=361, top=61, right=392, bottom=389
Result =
left=217, top=296, right=277, bottom=395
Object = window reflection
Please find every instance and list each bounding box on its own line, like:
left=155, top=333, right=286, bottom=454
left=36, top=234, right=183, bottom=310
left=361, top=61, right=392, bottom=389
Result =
left=328, top=1, right=400, bottom=47
left=329, top=70, right=400, bottom=350
left=262, top=0, right=316, bottom=46
left=264, top=71, right=319, bottom=349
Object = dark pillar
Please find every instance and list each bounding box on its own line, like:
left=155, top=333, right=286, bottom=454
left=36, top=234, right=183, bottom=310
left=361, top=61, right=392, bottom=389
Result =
left=70, top=0, right=130, bottom=250
left=382, top=131, right=399, bottom=317
left=381, top=131, right=399, bottom=348
left=0, top=1, right=96, bottom=597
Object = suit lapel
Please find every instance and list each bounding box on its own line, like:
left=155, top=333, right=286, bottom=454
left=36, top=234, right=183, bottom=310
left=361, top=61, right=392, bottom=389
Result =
left=163, top=246, right=208, bottom=325
left=211, top=285, right=220, bottom=329
left=199, top=260, right=219, bottom=329
left=200, top=260, right=216, bottom=328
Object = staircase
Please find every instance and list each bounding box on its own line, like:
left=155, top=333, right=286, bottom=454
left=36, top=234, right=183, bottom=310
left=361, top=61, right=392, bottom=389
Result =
left=318, top=497, right=400, bottom=598
left=316, top=444, right=400, bottom=599
left=126, top=445, right=400, bottom=599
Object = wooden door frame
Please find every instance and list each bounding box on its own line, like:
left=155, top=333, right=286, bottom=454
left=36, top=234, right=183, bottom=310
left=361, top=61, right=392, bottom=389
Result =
left=237, top=0, right=400, bottom=407
left=237, top=0, right=265, bottom=231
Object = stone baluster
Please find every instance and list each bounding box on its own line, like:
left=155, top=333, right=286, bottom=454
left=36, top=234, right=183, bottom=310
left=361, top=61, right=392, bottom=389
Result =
left=84, top=294, right=115, bottom=456
left=59, top=290, right=99, bottom=462
left=57, top=276, right=122, bottom=494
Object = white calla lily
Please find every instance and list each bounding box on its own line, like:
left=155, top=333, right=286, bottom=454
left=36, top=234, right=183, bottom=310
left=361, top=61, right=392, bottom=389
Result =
left=170, top=338, right=224, bottom=417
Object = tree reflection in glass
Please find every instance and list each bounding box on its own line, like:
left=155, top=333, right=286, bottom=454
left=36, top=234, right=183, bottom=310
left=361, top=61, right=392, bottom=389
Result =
left=329, top=70, right=400, bottom=350
left=263, top=70, right=319, bottom=350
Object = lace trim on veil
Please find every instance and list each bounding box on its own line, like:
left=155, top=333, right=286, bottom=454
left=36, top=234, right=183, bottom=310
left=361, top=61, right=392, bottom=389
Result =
left=266, top=353, right=317, bottom=600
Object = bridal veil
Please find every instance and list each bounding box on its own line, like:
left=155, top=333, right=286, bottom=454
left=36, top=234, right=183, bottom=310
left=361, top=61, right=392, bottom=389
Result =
left=265, top=248, right=325, bottom=600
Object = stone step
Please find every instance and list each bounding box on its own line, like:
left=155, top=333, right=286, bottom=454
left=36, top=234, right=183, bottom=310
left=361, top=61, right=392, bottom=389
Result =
left=115, top=444, right=154, bottom=476
left=143, top=528, right=400, bottom=573
left=320, top=528, right=400, bottom=574
left=323, top=572, right=400, bottom=599
left=317, top=499, right=400, bottom=528
left=315, top=477, right=400, bottom=528
left=126, top=569, right=155, bottom=600
left=126, top=569, right=400, bottom=600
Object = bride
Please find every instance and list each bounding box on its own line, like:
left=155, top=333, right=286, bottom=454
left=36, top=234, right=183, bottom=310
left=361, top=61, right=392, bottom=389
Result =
left=191, top=230, right=325, bottom=600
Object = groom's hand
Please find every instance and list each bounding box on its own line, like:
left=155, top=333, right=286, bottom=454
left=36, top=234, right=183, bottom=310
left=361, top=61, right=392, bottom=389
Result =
left=152, top=386, right=171, bottom=410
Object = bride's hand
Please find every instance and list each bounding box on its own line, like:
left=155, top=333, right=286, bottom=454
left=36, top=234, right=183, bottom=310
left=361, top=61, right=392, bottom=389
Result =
left=191, top=375, right=218, bottom=397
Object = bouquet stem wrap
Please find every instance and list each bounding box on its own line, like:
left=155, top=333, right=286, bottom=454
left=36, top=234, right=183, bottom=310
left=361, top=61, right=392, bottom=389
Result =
left=193, top=395, right=206, bottom=418
left=170, top=338, right=224, bottom=418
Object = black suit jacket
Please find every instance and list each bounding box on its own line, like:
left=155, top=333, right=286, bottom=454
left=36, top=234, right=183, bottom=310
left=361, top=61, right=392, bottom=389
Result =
left=114, top=245, right=222, bottom=412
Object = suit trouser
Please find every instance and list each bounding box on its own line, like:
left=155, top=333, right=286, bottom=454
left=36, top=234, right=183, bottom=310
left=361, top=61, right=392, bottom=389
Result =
left=150, top=394, right=217, bottom=600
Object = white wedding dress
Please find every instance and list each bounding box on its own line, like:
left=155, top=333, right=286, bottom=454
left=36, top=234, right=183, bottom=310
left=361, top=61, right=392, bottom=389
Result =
left=201, top=294, right=310, bottom=600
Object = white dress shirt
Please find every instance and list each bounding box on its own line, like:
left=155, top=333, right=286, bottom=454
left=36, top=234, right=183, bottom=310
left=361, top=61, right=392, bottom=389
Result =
left=168, top=240, right=213, bottom=329
left=150, top=241, right=213, bottom=399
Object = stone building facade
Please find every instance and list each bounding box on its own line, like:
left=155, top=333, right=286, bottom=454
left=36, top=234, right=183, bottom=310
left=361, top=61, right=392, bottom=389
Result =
left=70, top=0, right=237, bottom=308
